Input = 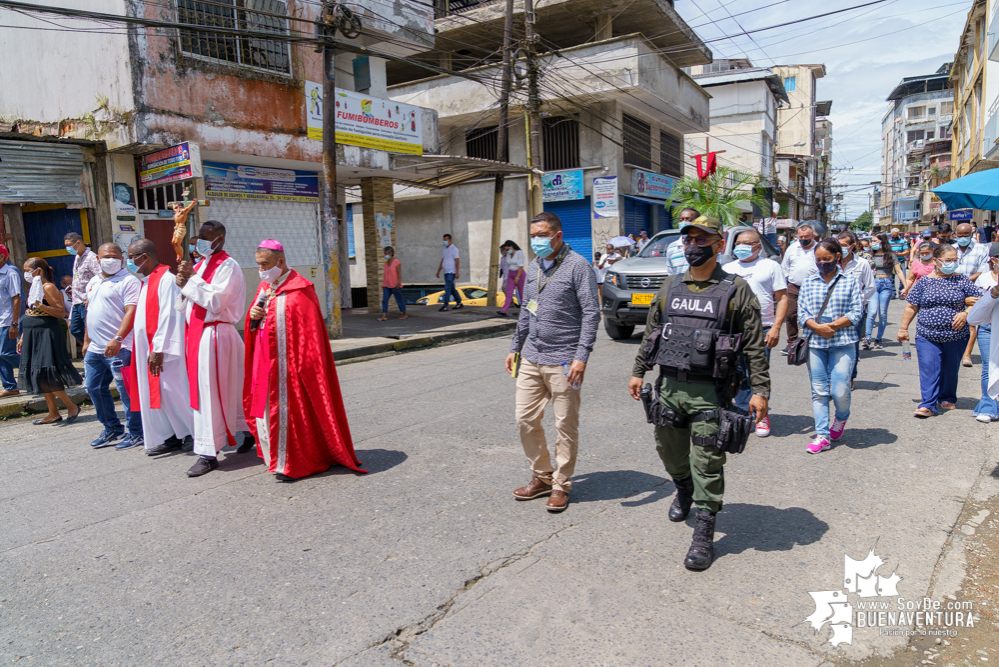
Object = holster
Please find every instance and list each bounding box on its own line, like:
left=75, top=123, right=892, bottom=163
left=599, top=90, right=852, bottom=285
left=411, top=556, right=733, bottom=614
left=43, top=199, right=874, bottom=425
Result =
left=715, top=408, right=754, bottom=454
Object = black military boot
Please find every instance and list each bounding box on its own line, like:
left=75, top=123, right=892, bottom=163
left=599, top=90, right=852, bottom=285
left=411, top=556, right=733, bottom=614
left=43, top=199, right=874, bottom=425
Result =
left=683, top=509, right=717, bottom=571
left=668, top=476, right=695, bottom=522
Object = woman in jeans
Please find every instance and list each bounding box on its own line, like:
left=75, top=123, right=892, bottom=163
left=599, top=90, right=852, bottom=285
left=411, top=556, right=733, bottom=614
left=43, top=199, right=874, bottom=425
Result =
left=898, top=243, right=981, bottom=418
left=969, top=246, right=999, bottom=422
left=862, top=233, right=907, bottom=350
left=798, top=239, right=864, bottom=454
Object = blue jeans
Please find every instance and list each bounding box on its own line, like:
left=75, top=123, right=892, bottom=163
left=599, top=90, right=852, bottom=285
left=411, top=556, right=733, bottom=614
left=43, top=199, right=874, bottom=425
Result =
left=443, top=273, right=462, bottom=307
left=865, top=278, right=893, bottom=340
left=84, top=349, right=142, bottom=436
left=974, top=325, right=999, bottom=418
left=734, top=347, right=771, bottom=413
left=0, top=325, right=19, bottom=390
left=914, top=336, right=965, bottom=413
left=807, top=345, right=855, bottom=438
left=69, top=303, right=86, bottom=344
left=896, top=260, right=907, bottom=295
left=764, top=232, right=778, bottom=249
left=381, top=286, right=406, bottom=314
left=852, top=311, right=866, bottom=380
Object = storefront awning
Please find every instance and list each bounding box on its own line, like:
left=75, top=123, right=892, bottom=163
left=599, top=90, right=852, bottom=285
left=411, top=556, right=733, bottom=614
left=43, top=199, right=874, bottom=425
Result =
left=0, top=140, right=85, bottom=204
left=622, top=193, right=671, bottom=206
left=389, top=155, right=536, bottom=189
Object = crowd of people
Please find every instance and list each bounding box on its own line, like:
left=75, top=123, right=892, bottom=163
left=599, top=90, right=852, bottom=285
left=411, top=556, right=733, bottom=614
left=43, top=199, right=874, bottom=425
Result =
left=0, top=211, right=366, bottom=481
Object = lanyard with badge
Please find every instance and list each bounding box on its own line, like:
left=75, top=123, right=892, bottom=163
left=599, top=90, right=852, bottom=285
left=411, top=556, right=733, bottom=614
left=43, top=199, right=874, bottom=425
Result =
left=525, top=245, right=568, bottom=317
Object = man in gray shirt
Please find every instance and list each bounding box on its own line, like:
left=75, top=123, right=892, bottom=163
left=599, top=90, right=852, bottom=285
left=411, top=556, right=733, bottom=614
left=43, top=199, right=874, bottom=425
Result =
left=505, top=212, right=600, bottom=513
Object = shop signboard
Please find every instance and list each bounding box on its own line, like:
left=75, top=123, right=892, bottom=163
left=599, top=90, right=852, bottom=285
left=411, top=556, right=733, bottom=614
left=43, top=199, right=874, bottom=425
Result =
left=948, top=209, right=973, bottom=221
left=542, top=169, right=584, bottom=202
left=138, top=142, right=202, bottom=188
left=631, top=169, right=675, bottom=200
left=306, top=82, right=423, bottom=155
left=203, top=162, right=319, bottom=203
left=592, top=176, right=619, bottom=217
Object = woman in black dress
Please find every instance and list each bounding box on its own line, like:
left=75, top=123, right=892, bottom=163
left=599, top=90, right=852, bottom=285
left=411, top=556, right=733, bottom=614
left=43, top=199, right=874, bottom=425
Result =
left=17, top=258, right=81, bottom=424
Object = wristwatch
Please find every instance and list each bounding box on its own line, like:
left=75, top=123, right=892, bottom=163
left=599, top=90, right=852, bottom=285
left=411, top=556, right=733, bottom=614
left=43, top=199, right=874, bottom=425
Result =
left=753, top=391, right=771, bottom=400
left=113, top=335, right=123, bottom=343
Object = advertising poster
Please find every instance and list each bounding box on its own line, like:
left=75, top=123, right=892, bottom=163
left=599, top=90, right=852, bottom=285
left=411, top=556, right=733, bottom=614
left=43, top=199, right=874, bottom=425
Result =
left=306, top=82, right=423, bottom=155
left=203, top=162, right=319, bottom=203
left=138, top=142, right=202, bottom=188
left=542, top=169, right=585, bottom=202
left=592, top=176, right=618, bottom=218
left=112, top=182, right=137, bottom=215
left=631, top=169, right=676, bottom=200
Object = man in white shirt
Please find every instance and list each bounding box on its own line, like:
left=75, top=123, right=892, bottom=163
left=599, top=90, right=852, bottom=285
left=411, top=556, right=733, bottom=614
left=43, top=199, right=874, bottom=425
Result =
left=436, top=234, right=463, bottom=312
left=636, top=230, right=650, bottom=251
left=780, top=222, right=819, bottom=354
left=724, top=228, right=786, bottom=437
left=84, top=243, right=144, bottom=450
left=666, top=208, right=700, bottom=275
left=176, top=220, right=248, bottom=477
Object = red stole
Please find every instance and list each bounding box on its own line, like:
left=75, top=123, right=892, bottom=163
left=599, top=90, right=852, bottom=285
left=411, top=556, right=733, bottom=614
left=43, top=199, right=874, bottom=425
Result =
left=125, top=265, right=169, bottom=412
left=185, top=251, right=230, bottom=410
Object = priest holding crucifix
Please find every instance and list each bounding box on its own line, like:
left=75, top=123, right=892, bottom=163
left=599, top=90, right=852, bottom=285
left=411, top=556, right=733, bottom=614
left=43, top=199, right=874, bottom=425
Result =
left=175, top=218, right=247, bottom=477
left=243, top=240, right=366, bottom=479
left=125, top=238, right=193, bottom=455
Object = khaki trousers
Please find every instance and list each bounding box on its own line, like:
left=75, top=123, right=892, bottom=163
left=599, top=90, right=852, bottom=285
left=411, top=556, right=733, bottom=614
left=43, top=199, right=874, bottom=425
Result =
left=515, top=360, right=581, bottom=492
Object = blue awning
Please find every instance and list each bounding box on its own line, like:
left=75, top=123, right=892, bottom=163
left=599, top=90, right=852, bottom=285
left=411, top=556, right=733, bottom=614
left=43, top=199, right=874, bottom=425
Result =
left=932, top=169, right=999, bottom=211
left=622, top=194, right=671, bottom=206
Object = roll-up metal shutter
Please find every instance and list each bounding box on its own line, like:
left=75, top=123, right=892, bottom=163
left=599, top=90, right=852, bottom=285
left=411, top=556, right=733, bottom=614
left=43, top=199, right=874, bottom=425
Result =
left=623, top=197, right=650, bottom=237
left=0, top=141, right=85, bottom=203
left=543, top=197, right=592, bottom=261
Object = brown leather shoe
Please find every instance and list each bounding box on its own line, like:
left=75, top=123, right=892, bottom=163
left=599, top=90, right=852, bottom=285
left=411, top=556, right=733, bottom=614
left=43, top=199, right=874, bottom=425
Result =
left=546, top=490, right=569, bottom=512
left=513, top=476, right=552, bottom=500
left=0, top=389, right=19, bottom=398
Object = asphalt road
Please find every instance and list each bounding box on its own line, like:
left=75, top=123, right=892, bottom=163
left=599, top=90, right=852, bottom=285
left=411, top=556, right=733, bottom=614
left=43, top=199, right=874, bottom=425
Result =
left=1, top=300, right=997, bottom=666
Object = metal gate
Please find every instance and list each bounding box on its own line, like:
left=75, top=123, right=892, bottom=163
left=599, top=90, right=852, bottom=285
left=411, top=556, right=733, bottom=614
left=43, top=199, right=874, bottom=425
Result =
left=543, top=197, right=592, bottom=262
left=23, top=204, right=89, bottom=281
left=203, top=198, right=322, bottom=269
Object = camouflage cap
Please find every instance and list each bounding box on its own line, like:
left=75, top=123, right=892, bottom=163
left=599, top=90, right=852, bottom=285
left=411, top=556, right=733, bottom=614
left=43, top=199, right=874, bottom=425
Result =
left=679, top=215, right=724, bottom=237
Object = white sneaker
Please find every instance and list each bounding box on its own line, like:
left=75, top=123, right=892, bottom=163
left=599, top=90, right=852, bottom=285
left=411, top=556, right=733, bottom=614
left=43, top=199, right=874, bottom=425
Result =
left=755, top=415, right=771, bottom=437
left=976, top=414, right=992, bottom=423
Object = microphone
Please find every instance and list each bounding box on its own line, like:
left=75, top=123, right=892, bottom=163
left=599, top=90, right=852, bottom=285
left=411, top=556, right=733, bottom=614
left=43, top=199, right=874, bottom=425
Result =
left=250, top=293, right=267, bottom=331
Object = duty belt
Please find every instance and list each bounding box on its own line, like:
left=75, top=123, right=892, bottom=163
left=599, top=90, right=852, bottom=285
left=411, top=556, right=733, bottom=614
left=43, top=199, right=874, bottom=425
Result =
left=659, top=367, right=717, bottom=384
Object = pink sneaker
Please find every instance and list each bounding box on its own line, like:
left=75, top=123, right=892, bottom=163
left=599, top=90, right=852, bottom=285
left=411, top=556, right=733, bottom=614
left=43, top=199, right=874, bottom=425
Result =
left=755, top=415, right=771, bottom=437
left=830, top=418, right=847, bottom=441
left=806, top=437, right=831, bottom=454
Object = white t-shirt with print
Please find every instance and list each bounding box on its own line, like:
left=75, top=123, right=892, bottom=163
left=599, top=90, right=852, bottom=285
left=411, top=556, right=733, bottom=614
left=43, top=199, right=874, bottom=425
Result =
left=724, top=256, right=787, bottom=327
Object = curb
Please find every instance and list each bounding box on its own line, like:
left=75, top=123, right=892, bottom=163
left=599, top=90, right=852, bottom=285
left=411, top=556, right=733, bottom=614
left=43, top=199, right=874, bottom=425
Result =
left=331, top=320, right=517, bottom=361
left=0, top=385, right=117, bottom=419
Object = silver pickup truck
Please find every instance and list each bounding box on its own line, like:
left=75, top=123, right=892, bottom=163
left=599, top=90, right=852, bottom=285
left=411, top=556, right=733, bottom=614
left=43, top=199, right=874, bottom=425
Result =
left=601, top=226, right=781, bottom=339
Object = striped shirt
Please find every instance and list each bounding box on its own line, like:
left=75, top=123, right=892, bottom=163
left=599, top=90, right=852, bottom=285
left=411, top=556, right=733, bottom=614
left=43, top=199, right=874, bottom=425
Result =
left=665, top=238, right=688, bottom=275
left=510, top=244, right=600, bottom=365
left=956, top=240, right=989, bottom=277
left=797, top=271, right=864, bottom=349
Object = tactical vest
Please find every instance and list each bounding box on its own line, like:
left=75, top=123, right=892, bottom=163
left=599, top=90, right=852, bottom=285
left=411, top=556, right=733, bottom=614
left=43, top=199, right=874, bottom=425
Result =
left=649, top=274, right=742, bottom=383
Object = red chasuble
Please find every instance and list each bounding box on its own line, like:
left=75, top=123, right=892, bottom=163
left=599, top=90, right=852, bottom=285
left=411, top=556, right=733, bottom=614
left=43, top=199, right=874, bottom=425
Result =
left=242, top=270, right=367, bottom=477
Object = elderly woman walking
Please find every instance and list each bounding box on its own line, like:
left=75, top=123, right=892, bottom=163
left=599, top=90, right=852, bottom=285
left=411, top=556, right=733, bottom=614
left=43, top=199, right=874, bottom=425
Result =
left=899, top=243, right=982, bottom=418
left=798, top=239, right=864, bottom=454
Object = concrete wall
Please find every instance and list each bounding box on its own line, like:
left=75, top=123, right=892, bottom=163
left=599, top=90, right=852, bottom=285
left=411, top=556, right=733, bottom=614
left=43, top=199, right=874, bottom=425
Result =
left=685, top=79, right=775, bottom=177
left=0, top=0, right=134, bottom=127
left=774, top=66, right=821, bottom=156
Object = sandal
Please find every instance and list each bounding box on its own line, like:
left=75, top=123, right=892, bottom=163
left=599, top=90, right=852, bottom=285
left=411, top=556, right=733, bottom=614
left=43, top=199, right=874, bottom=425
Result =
left=913, top=408, right=934, bottom=418
left=65, top=406, right=81, bottom=424
left=32, top=416, right=63, bottom=425
left=376, top=316, right=388, bottom=322
left=940, top=402, right=957, bottom=410
left=962, top=357, right=973, bottom=367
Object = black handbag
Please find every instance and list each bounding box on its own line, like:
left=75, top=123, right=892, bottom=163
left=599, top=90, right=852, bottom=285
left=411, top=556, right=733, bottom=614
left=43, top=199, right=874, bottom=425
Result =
left=787, top=275, right=840, bottom=367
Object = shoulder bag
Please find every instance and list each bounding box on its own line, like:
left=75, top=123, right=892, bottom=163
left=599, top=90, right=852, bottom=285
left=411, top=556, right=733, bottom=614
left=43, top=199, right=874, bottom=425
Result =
left=788, top=275, right=840, bottom=366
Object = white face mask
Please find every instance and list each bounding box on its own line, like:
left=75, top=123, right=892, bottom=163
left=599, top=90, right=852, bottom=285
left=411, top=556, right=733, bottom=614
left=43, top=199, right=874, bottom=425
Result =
left=100, top=258, right=122, bottom=274
left=196, top=238, right=215, bottom=258
left=259, top=265, right=282, bottom=283
left=24, top=270, right=35, bottom=282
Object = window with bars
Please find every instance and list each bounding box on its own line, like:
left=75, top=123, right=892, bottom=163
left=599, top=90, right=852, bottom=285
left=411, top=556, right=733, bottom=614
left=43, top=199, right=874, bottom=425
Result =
left=137, top=180, right=192, bottom=211
left=659, top=130, right=682, bottom=177
left=623, top=114, right=652, bottom=170
left=177, top=0, right=292, bottom=76
left=466, top=126, right=502, bottom=161
left=542, top=117, right=580, bottom=171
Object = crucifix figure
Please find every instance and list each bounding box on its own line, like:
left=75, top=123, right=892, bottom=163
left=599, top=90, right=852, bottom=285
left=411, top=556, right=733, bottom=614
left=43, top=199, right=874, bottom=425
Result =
left=168, top=186, right=209, bottom=263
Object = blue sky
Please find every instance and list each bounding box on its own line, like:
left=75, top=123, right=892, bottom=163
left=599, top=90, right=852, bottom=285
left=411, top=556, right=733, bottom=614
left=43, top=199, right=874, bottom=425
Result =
left=673, top=0, right=973, bottom=218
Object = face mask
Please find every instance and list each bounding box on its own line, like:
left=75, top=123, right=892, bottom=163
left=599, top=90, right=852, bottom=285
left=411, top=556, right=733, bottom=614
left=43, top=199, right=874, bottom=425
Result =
left=939, top=261, right=959, bottom=275
left=100, top=258, right=122, bottom=274
left=940, top=237, right=953, bottom=244
left=531, top=236, right=555, bottom=259
left=842, top=247, right=852, bottom=258
left=871, top=243, right=881, bottom=250
left=66, top=245, right=76, bottom=255
left=24, top=271, right=35, bottom=282
left=733, top=245, right=754, bottom=261
left=188, top=242, right=197, bottom=256
left=817, top=260, right=838, bottom=275
left=957, top=237, right=971, bottom=247
left=799, top=238, right=813, bottom=248
left=385, top=255, right=392, bottom=261
left=126, top=259, right=139, bottom=274
left=684, top=243, right=716, bottom=267
left=259, top=265, right=282, bottom=283
left=920, top=255, right=933, bottom=262
left=196, top=238, right=215, bottom=257
left=443, top=240, right=449, bottom=248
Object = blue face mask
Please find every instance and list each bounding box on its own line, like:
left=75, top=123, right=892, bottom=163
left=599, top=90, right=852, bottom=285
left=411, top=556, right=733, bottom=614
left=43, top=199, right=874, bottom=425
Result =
left=871, top=243, right=881, bottom=251
left=940, top=261, right=959, bottom=275
left=188, top=242, right=197, bottom=256
left=196, top=238, right=214, bottom=257
left=443, top=240, right=449, bottom=248
left=733, top=244, right=754, bottom=261
left=957, top=237, right=971, bottom=247
left=126, top=259, right=139, bottom=274
left=66, top=245, right=76, bottom=255
left=531, top=235, right=555, bottom=258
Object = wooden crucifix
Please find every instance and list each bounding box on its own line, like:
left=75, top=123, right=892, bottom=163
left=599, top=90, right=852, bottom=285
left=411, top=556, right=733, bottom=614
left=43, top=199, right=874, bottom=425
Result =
left=167, top=186, right=210, bottom=263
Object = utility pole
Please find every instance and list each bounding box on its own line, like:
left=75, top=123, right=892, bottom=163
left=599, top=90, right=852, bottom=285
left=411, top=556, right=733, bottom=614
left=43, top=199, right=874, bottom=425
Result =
left=321, top=2, right=342, bottom=338
left=487, top=0, right=515, bottom=308
left=524, top=0, right=543, bottom=223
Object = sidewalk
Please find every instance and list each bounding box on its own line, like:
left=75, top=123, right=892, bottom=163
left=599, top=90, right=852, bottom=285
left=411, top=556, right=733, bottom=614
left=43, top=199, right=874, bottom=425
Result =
left=0, top=305, right=517, bottom=418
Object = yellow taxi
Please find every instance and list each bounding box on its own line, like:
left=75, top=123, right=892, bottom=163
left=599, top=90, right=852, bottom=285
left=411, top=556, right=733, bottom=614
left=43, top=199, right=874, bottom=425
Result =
left=416, top=286, right=519, bottom=308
